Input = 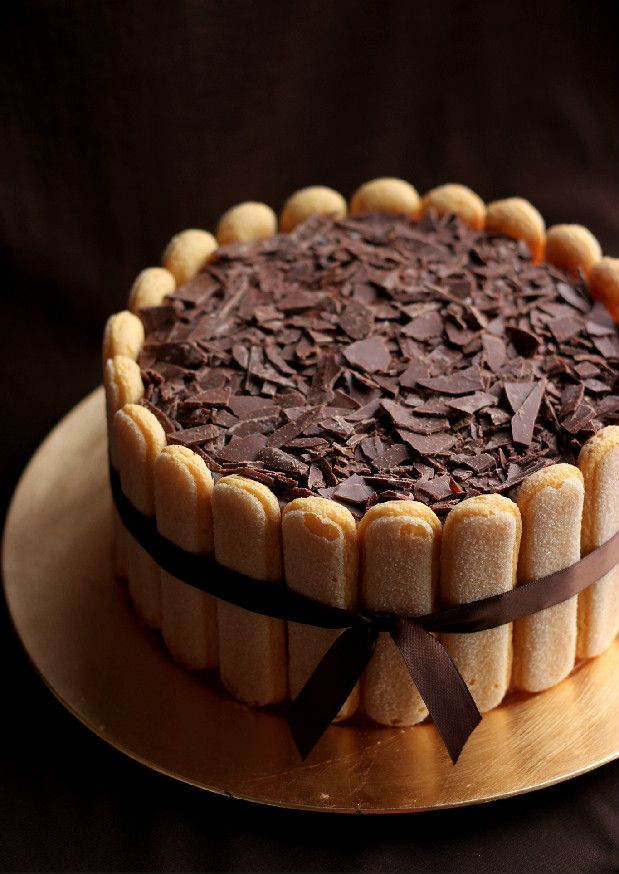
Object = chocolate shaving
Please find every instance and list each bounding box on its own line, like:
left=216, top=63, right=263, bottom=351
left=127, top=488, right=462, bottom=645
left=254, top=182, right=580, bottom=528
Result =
left=343, top=336, right=390, bottom=373
left=398, top=430, right=457, bottom=455
left=417, top=367, right=483, bottom=395
left=504, top=381, right=533, bottom=413
left=562, top=403, right=596, bottom=434
left=167, top=424, right=221, bottom=446
left=339, top=301, right=374, bottom=340
left=506, top=325, right=541, bottom=356
left=511, top=380, right=545, bottom=446
left=256, top=447, right=309, bottom=477
left=217, top=433, right=268, bottom=462
left=267, top=406, right=325, bottom=449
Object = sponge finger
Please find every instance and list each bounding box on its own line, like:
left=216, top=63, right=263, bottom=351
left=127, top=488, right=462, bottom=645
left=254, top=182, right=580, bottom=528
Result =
left=350, top=177, right=421, bottom=218
left=162, top=229, right=218, bottom=286
left=279, top=186, right=347, bottom=233
left=545, top=224, right=601, bottom=279
left=440, top=494, right=521, bottom=712
left=104, top=355, right=144, bottom=576
left=485, top=197, right=545, bottom=263
left=513, top=464, right=584, bottom=691
left=128, top=267, right=176, bottom=315
left=589, top=257, right=619, bottom=322
left=216, top=201, right=277, bottom=245
left=102, top=311, right=144, bottom=367
left=283, top=497, right=359, bottom=721
left=155, top=446, right=218, bottom=670
left=421, top=183, right=485, bottom=230
left=360, top=501, right=441, bottom=726
left=577, top=426, right=619, bottom=657
left=113, top=404, right=166, bottom=627
left=213, top=475, right=287, bottom=706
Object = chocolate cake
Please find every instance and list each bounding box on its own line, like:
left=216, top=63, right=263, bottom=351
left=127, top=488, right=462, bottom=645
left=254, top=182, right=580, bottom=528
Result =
left=102, top=179, right=619, bottom=753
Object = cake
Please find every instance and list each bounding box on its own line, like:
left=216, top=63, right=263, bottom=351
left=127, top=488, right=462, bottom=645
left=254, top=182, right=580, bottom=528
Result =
left=102, top=179, right=619, bottom=755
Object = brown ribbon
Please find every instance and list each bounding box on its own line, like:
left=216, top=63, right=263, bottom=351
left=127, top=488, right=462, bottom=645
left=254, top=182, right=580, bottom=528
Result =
left=110, top=464, right=619, bottom=764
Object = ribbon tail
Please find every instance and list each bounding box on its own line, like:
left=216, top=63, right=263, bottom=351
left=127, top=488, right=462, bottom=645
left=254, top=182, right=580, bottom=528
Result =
left=391, top=618, right=481, bottom=764
left=287, top=622, right=378, bottom=760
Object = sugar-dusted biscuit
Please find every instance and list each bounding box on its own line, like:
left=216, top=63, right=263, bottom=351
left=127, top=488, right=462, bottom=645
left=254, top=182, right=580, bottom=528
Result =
left=104, top=355, right=144, bottom=422
left=359, top=501, right=441, bottom=726
left=588, top=257, right=619, bottom=321
left=421, top=183, right=486, bottom=230
left=350, top=177, right=421, bottom=218
left=216, top=201, right=277, bottom=245
left=102, top=310, right=144, bottom=366
left=513, top=464, right=584, bottom=692
left=112, top=404, right=166, bottom=514
left=279, top=186, right=347, bottom=233
left=113, top=404, right=166, bottom=627
left=162, top=228, right=218, bottom=286
left=545, top=224, right=601, bottom=279
left=155, top=445, right=218, bottom=670
left=485, top=197, right=545, bottom=263
left=104, top=355, right=144, bottom=467
left=128, top=266, right=176, bottom=315
left=283, top=496, right=359, bottom=720
left=103, top=355, right=144, bottom=575
left=440, top=494, right=521, bottom=712
left=577, top=426, right=619, bottom=657
left=213, top=475, right=287, bottom=705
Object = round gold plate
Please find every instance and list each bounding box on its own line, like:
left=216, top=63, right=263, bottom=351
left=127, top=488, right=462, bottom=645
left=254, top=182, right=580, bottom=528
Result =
left=4, top=388, right=619, bottom=813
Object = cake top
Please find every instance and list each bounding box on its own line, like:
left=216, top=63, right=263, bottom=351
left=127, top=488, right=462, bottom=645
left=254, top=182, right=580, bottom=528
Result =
left=137, top=210, right=619, bottom=516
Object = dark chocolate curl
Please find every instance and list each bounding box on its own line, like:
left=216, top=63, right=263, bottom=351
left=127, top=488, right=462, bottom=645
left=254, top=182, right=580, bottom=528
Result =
left=287, top=622, right=379, bottom=760
left=391, top=619, right=481, bottom=763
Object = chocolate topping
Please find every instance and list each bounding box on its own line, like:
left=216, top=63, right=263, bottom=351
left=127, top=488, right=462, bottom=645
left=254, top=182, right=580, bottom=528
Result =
left=138, top=211, right=619, bottom=515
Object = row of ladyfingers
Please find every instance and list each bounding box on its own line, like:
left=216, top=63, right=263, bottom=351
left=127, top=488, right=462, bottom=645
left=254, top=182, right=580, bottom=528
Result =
left=121, top=178, right=619, bottom=320
left=105, top=349, right=619, bottom=726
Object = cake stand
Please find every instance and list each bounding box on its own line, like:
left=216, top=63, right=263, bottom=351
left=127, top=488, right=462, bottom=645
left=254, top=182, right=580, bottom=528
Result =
left=4, top=388, right=619, bottom=813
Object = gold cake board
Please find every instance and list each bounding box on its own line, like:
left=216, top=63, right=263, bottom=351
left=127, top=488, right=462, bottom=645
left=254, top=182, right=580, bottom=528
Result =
left=3, top=387, right=619, bottom=813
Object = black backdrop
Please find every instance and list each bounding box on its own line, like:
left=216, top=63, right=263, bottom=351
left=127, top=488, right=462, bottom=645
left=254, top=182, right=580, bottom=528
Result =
left=2, top=2, right=619, bottom=871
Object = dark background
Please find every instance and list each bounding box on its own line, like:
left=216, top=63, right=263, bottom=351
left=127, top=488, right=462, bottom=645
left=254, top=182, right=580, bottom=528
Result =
left=2, top=2, right=619, bottom=871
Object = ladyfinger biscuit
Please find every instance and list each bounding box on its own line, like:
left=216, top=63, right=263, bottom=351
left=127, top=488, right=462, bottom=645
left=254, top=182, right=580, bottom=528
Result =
left=155, top=446, right=218, bottom=670
left=216, top=202, right=277, bottom=245
left=588, top=257, right=619, bottom=321
left=513, top=464, right=584, bottom=692
left=485, top=197, right=545, bottom=263
left=350, top=178, right=421, bottom=218
left=104, top=355, right=144, bottom=468
left=162, top=229, right=218, bottom=286
left=545, top=224, right=601, bottom=279
left=440, top=494, right=521, bottom=712
left=577, top=426, right=619, bottom=657
left=128, top=267, right=176, bottom=315
left=421, top=183, right=486, bottom=230
left=279, top=186, right=347, bottom=233
left=213, top=475, right=287, bottom=705
left=283, top=497, right=359, bottom=720
left=102, top=310, right=144, bottom=365
left=112, top=404, right=166, bottom=514
left=112, top=404, right=166, bottom=627
left=359, top=501, right=441, bottom=726
left=103, top=355, right=144, bottom=576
